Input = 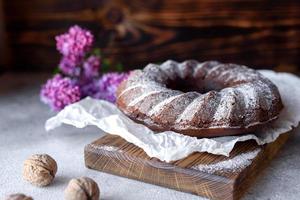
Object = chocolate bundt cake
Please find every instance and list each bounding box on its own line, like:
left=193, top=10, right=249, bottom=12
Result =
left=116, top=60, right=284, bottom=137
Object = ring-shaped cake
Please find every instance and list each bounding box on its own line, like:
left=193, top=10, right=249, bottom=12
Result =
left=116, top=60, right=283, bottom=137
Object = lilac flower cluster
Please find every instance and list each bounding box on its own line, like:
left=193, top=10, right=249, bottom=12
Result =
left=40, top=25, right=129, bottom=111
left=92, top=72, right=129, bottom=102
left=58, top=55, right=82, bottom=76
left=56, top=25, right=93, bottom=57
left=83, top=55, right=101, bottom=78
left=40, top=75, right=81, bottom=111
left=55, top=25, right=98, bottom=77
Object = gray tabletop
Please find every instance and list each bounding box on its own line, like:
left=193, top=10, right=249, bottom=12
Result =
left=0, top=73, right=299, bottom=200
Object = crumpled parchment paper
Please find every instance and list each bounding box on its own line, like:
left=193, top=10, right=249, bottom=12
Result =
left=45, top=70, right=300, bottom=162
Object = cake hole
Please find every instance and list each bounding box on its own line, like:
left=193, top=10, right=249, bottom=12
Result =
left=166, top=78, right=219, bottom=93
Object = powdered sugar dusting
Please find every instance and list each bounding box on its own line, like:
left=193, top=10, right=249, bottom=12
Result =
left=177, top=63, right=189, bottom=78
left=148, top=93, right=184, bottom=116
left=205, top=63, right=223, bottom=76
left=235, top=83, right=258, bottom=110
left=195, top=63, right=204, bottom=71
left=256, top=80, right=274, bottom=110
left=213, top=88, right=236, bottom=122
left=176, top=95, right=205, bottom=122
left=191, top=148, right=261, bottom=174
left=160, top=63, right=178, bottom=80
left=118, top=83, right=164, bottom=98
left=221, top=66, right=257, bottom=83
left=128, top=91, right=162, bottom=107
left=117, top=84, right=144, bottom=98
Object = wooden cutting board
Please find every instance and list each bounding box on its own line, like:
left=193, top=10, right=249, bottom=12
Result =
left=84, top=132, right=289, bottom=200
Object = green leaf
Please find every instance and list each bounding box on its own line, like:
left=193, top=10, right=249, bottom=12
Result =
left=115, top=62, right=124, bottom=71
left=53, top=66, right=60, bottom=74
left=101, top=58, right=111, bottom=73
left=92, top=48, right=102, bottom=56
left=103, top=58, right=111, bottom=65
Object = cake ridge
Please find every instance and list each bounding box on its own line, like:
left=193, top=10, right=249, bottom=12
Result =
left=212, top=88, right=237, bottom=123
left=148, top=93, right=185, bottom=117
left=128, top=91, right=162, bottom=107
left=176, top=94, right=207, bottom=123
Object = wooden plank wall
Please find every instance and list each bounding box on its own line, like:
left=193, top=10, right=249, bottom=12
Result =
left=0, top=0, right=10, bottom=71
left=3, top=0, right=300, bottom=71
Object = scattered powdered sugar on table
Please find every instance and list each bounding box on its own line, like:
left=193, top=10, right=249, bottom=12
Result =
left=191, top=148, right=261, bottom=174
left=89, top=144, right=123, bottom=153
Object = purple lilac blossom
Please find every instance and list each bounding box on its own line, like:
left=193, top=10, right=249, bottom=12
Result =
left=40, top=74, right=81, bottom=111
left=59, top=54, right=82, bottom=76
left=55, top=25, right=94, bottom=56
left=79, top=79, right=98, bottom=98
left=92, top=72, right=129, bottom=103
left=83, top=55, right=101, bottom=79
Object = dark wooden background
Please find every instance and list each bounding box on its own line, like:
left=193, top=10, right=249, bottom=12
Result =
left=1, top=0, right=300, bottom=72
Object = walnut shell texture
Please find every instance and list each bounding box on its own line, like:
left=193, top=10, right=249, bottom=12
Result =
left=5, top=193, right=33, bottom=200
left=64, top=177, right=100, bottom=200
left=23, top=154, right=57, bottom=187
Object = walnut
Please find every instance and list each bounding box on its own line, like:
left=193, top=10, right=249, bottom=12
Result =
left=23, top=154, right=57, bottom=187
left=5, top=193, right=33, bottom=200
left=64, top=177, right=100, bottom=200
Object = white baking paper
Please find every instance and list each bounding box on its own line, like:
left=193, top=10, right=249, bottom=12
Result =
left=45, top=70, right=300, bottom=162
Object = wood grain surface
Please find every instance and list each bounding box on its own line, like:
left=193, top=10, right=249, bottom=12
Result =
left=3, top=0, right=300, bottom=71
left=0, top=0, right=10, bottom=70
left=85, top=132, right=289, bottom=200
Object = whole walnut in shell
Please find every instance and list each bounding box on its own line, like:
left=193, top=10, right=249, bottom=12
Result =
left=23, top=154, right=57, bottom=187
left=64, top=177, right=100, bottom=200
left=5, top=193, right=33, bottom=200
